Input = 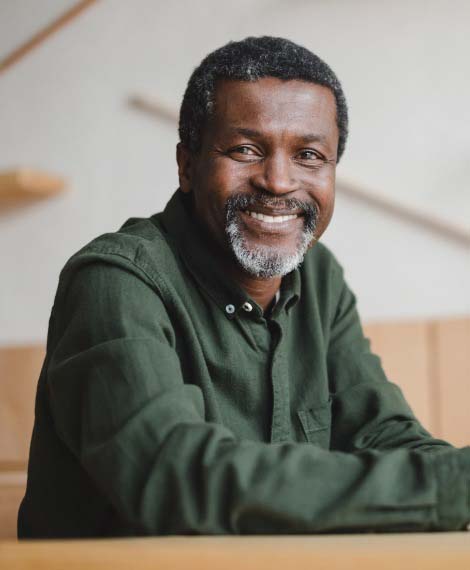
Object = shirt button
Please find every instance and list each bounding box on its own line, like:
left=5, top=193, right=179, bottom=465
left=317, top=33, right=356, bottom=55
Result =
left=225, top=304, right=235, bottom=315
left=242, top=302, right=253, bottom=312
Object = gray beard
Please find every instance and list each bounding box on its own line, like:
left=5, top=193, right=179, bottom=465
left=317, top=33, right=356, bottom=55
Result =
left=224, top=194, right=318, bottom=279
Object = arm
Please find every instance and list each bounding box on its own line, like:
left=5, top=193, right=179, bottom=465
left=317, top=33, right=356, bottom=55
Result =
left=327, top=267, right=454, bottom=453
left=47, top=257, right=470, bottom=534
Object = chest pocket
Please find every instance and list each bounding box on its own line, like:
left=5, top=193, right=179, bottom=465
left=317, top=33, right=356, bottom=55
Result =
left=297, top=398, right=332, bottom=449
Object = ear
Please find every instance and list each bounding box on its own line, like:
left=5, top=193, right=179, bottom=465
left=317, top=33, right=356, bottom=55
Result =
left=176, top=143, right=193, bottom=194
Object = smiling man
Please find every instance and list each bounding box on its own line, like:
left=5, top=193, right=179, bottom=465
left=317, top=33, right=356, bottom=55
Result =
left=19, top=36, right=470, bottom=538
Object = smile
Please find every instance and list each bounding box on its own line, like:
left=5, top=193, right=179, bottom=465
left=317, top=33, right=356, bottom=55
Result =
left=245, top=210, right=300, bottom=224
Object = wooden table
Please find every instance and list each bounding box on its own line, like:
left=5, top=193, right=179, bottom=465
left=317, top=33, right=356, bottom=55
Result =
left=1, top=533, right=469, bottom=570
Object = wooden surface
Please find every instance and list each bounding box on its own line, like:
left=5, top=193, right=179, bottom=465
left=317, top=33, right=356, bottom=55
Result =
left=0, top=345, right=45, bottom=540
left=364, top=321, right=433, bottom=431
left=363, top=316, right=470, bottom=444
left=0, top=472, right=26, bottom=540
left=0, top=534, right=469, bottom=570
left=0, top=345, right=45, bottom=463
left=434, top=318, right=470, bottom=447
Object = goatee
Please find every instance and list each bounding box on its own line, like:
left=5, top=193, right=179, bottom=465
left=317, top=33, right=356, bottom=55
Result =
left=224, top=192, right=318, bottom=279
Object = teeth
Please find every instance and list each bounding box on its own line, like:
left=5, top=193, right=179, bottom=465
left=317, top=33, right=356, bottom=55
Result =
left=246, top=210, right=298, bottom=223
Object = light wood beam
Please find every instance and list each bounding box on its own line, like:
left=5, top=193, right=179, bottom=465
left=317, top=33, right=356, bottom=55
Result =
left=0, top=169, right=65, bottom=210
left=336, top=179, right=470, bottom=247
left=0, top=0, right=99, bottom=75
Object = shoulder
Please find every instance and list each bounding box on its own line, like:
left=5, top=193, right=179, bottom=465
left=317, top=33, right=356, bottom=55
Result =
left=59, top=214, right=179, bottom=291
left=293, top=241, right=353, bottom=343
left=301, top=240, right=346, bottom=297
left=48, top=215, right=179, bottom=346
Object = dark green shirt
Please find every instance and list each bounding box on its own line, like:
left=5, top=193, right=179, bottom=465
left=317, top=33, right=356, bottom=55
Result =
left=19, top=189, right=470, bottom=537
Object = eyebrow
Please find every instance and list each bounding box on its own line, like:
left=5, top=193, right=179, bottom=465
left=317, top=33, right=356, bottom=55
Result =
left=231, top=127, right=328, bottom=145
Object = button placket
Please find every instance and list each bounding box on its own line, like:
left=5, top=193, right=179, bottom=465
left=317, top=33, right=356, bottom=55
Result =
left=269, top=320, right=290, bottom=443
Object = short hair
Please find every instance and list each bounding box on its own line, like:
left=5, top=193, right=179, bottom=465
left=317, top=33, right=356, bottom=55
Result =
left=179, top=36, right=348, bottom=162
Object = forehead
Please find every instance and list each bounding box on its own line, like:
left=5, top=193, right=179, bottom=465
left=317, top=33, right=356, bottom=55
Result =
left=208, top=77, right=338, bottom=141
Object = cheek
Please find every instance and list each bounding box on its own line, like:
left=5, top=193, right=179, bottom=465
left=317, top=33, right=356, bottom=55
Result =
left=210, top=160, right=244, bottom=192
left=318, top=177, right=335, bottom=212
left=192, top=166, right=239, bottom=234
left=305, top=171, right=335, bottom=229
left=200, top=162, right=245, bottom=210
left=318, top=191, right=335, bottom=231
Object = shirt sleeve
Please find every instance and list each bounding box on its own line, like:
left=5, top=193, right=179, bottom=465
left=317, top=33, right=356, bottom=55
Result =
left=46, top=255, right=470, bottom=535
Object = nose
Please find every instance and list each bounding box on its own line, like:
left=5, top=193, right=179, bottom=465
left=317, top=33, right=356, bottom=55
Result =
left=250, top=152, right=299, bottom=196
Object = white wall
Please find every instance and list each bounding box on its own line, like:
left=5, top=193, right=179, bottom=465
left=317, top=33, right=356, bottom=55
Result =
left=1, top=0, right=469, bottom=344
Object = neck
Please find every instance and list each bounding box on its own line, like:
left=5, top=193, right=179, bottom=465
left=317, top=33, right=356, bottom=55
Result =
left=226, top=263, right=281, bottom=312
left=209, top=241, right=281, bottom=312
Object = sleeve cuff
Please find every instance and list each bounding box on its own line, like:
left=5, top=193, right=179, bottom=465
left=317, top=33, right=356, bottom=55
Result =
left=432, top=446, right=470, bottom=531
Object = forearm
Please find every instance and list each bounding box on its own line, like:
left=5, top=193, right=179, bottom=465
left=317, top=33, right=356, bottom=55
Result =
left=80, top=408, right=470, bottom=535
left=48, top=341, right=469, bottom=535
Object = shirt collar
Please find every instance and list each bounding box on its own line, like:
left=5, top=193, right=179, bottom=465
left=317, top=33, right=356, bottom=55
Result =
left=156, top=189, right=301, bottom=319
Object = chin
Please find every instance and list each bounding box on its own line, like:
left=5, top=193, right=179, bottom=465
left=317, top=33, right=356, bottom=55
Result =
left=225, top=213, right=316, bottom=279
left=232, top=242, right=309, bottom=279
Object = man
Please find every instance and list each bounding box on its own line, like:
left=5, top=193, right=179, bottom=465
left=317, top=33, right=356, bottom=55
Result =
left=19, top=36, right=470, bottom=537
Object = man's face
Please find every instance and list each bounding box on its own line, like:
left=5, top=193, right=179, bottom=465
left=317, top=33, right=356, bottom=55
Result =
left=178, top=77, right=339, bottom=278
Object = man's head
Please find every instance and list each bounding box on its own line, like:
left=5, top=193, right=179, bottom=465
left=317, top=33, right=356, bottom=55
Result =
left=177, top=36, right=347, bottom=279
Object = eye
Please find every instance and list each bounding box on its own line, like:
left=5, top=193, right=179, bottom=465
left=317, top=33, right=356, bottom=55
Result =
left=296, top=149, right=322, bottom=162
left=228, top=145, right=262, bottom=162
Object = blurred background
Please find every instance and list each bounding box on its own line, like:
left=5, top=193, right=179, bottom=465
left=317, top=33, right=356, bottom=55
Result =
left=0, top=0, right=469, bottom=538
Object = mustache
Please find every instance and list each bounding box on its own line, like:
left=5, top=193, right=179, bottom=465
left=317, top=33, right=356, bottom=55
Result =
left=225, top=192, right=319, bottom=232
